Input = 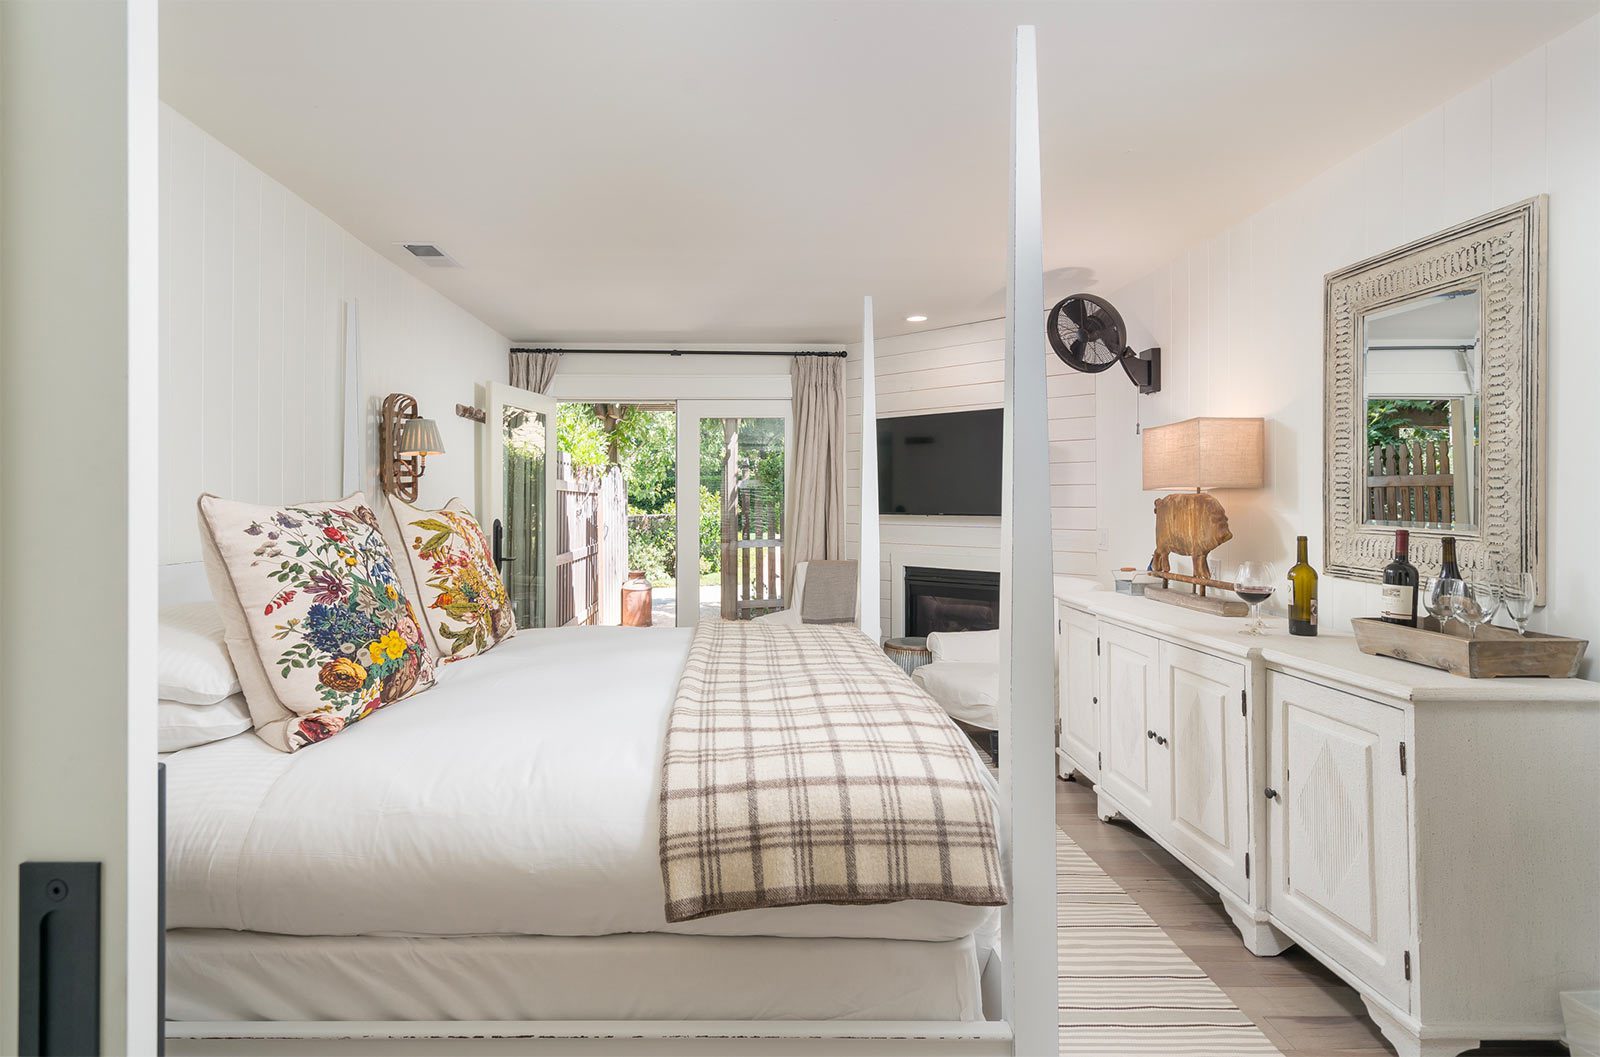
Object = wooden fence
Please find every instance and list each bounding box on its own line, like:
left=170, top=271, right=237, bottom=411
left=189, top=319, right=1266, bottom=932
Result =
left=723, top=484, right=783, bottom=620
left=552, top=455, right=625, bottom=627
left=1366, top=439, right=1457, bottom=524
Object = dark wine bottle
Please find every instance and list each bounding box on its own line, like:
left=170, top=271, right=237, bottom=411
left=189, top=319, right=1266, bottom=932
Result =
left=1287, top=536, right=1318, bottom=637
left=1438, top=536, right=1462, bottom=581
left=1380, top=529, right=1420, bottom=627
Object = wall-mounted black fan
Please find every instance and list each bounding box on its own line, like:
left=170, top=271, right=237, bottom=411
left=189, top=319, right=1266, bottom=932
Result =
left=1047, top=293, right=1161, bottom=394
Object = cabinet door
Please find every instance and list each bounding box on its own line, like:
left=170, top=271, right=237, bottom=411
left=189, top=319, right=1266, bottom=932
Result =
left=1057, top=604, right=1100, bottom=780
left=1096, top=623, right=1160, bottom=824
left=1266, top=673, right=1411, bottom=1011
left=1160, top=642, right=1249, bottom=899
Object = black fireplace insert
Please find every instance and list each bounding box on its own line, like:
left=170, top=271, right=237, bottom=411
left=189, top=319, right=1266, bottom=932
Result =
left=904, top=566, right=1001, bottom=638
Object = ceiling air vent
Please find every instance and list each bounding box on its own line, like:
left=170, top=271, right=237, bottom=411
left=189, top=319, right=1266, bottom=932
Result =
left=398, top=243, right=461, bottom=268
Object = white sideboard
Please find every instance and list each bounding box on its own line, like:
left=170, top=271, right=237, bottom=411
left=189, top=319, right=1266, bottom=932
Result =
left=1052, top=580, right=1600, bottom=1057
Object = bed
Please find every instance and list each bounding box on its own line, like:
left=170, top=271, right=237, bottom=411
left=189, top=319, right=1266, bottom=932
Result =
left=163, top=28, right=1055, bottom=1053
left=164, top=625, right=1002, bottom=1023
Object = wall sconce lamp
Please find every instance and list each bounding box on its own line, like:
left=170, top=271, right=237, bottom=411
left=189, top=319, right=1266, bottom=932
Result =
left=380, top=393, right=445, bottom=501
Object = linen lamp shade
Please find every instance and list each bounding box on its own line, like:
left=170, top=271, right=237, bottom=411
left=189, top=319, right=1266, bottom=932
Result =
left=397, top=417, right=446, bottom=457
left=1142, top=417, right=1263, bottom=491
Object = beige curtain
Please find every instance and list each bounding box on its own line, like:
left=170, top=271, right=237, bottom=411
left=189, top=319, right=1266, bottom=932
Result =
left=509, top=348, right=562, bottom=393
left=784, top=355, right=846, bottom=601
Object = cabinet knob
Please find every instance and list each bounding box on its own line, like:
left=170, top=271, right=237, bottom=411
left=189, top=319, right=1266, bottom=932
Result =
left=1155, top=734, right=1168, bottom=747
left=1146, top=729, right=1155, bottom=740
left=1264, top=787, right=1279, bottom=801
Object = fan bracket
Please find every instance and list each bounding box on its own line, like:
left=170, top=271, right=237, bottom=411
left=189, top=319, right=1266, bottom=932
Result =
left=1122, top=346, right=1161, bottom=394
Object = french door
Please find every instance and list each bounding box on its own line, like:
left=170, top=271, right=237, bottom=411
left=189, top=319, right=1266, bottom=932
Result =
left=674, top=401, right=791, bottom=627
left=481, top=382, right=559, bottom=629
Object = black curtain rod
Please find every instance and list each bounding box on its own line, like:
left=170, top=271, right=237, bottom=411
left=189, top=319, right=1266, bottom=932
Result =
left=511, top=347, right=847, bottom=358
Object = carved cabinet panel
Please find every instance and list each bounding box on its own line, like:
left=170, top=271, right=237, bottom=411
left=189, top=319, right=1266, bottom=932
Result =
left=1266, top=672, right=1412, bottom=1011
left=1097, top=623, right=1159, bottom=825
left=1160, top=642, right=1249, bottom=900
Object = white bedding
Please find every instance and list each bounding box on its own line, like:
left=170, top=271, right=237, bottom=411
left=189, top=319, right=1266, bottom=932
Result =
left=167, top=928, right=987, bottom=1022
left=166, top=626, right=999, bottom=942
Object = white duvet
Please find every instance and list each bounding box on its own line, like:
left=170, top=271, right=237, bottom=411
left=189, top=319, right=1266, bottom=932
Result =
left=166, top=626, right=998, bottom=943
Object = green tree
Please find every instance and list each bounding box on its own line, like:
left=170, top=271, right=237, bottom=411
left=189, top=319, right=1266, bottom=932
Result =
left=1366, top=399, right=1451, bottom=448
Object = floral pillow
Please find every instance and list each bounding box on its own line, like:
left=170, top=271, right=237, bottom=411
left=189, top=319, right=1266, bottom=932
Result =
left=198, top=493, right=436, bottom=752
left=384, top=496, right=516, bottom=662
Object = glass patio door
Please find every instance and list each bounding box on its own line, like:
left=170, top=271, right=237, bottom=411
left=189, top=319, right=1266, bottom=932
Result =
left=675, top=401, right=790, bottom=627
left=482, top=382, right=559, bottom=629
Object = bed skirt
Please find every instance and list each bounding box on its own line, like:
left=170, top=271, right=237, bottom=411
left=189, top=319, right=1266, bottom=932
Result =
left=166, top=929, right=988, bottom=1023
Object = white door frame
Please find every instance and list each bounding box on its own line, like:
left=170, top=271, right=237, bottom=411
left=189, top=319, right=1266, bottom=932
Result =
left=480, top=382, right=560, bottom=628
left=675, top=400, right=792, bottom=627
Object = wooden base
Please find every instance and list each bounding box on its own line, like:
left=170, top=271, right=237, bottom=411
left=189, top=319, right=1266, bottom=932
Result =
left=1142, top=586, right=1248, bottom=617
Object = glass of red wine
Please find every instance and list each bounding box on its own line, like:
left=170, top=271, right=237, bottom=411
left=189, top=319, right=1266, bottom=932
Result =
left=1233, top=560, right=1277, bottom=636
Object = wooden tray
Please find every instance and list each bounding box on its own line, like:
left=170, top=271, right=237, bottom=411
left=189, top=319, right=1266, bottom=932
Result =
left=1351, top=617, right=1588, bottom=679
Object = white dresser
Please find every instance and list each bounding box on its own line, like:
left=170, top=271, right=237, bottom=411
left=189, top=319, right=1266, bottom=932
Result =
left=1053, top=580, right=1600, bottom=1057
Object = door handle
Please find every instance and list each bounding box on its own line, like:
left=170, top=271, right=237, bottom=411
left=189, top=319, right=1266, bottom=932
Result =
left=492, top=518, right=517, bottom=572
left=1264, top=787, right=1279, bottom=801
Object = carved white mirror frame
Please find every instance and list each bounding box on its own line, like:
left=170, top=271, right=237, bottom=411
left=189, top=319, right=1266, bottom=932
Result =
left=1323, top=196, right=1547, bottom=600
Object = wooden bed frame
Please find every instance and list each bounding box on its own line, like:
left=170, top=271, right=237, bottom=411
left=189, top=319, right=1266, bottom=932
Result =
left=167, top=26, right=1055, bottom=1056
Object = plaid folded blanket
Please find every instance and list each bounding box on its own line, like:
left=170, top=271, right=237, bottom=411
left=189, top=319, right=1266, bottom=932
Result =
left=659, top=620, right=1007, bottom=922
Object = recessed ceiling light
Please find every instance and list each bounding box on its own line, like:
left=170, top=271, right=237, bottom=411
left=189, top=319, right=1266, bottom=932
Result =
left=905, top=314, right=928, bottom=323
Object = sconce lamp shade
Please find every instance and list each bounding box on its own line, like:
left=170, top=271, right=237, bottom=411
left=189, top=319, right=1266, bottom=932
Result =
left=1142, top=417, right=1263, bottom=491
left=397, top=417, right=446, bottom=457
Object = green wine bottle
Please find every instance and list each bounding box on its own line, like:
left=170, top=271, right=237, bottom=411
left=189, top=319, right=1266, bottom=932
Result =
left=1288, top=535, right=1318, bottom=637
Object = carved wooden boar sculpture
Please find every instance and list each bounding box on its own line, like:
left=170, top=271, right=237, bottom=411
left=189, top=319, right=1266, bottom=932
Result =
left=1150, top=492, right=1233, bottom=581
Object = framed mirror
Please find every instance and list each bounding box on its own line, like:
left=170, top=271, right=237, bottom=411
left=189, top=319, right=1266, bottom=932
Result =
left=1324, top=197, right=1546, bottom=599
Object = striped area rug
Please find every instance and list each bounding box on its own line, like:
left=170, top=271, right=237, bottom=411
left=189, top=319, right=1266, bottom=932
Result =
left=1058, top=829, right=1281, bottom=1056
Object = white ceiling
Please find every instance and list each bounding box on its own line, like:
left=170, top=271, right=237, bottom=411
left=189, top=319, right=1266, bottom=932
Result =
left=161, top=0, right=1595, bottom=344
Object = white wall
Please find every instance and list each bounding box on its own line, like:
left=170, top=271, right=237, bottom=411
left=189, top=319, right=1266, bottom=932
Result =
left=159, top=105, right=509, bottom=564
left=1097, top=16, right=1599, bottom=666
left=546, top=349, right=796, bottom=404
left=2, top=2, right=160, bottom=1049
left=845, top=318, right=1097, bottom=640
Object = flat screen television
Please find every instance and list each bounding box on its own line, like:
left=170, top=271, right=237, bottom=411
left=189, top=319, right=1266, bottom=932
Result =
left=877, top=408, right=1003, bottom=516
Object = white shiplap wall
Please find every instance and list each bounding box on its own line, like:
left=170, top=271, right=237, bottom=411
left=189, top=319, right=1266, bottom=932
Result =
left=1099, top=15, right=1599, bottom=665
left=845, top=318, right=1096, bottom=640
left=160, top=106, right=509, bottom=564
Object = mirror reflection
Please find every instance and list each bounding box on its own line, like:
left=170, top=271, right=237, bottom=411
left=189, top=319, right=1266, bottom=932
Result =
left=1361, top=287, right=1480, bottom=531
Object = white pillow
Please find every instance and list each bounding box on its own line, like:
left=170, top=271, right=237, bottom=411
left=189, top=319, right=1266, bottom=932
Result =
left=158, top=694, right=252, bottom=753
left=926, top=629, right=1000, bottom=664
left=160, top=602, right=242, bottom=704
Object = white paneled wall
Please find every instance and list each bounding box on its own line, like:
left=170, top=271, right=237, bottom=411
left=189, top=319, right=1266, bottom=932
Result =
left=1099, top=16, right=1599, bottom=665
left=844, top=318, right=1096, bottom=639
left=160, top=106, right=509, bottom=563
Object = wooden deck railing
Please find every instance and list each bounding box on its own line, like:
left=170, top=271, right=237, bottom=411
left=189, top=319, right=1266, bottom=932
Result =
left=554, top=453, right=602, bottom=626
left=1366, top=439, right=1456, bottom=524
left=730, top=487, right=783, bottom=620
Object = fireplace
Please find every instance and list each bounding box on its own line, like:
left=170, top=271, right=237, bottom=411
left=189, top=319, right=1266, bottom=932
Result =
left=904, top=566, right=1001, bottom=638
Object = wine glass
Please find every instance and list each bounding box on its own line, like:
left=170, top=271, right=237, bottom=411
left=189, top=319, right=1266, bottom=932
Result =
left=1233, top=561, right=1277, bottom=636
left=1503, top=571, right=1537, bottom=637
left=1449, top=583, right=1489, bottom=640
left=1426, top=576, right=1464, bottom=629
left=1473, top=577, right=1502, bottom=632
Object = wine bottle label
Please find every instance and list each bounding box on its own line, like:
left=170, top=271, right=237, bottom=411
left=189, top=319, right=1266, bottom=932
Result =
left=1379, top=584, right=1414, bottom=620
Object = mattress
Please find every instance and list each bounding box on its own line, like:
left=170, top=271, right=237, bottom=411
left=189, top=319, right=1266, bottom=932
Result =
left=166, top=626, right=1000, bottom=942
left=167, top=928, right=988, bottom=1022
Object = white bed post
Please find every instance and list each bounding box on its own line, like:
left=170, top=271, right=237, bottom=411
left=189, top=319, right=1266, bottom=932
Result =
left=999, top=24, right=1057, bottom=1057
left=857, top=294, right=882, bottom=642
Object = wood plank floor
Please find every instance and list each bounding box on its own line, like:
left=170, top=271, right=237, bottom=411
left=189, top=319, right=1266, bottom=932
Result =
left=1055, top=775, right=1570, bottom=1057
